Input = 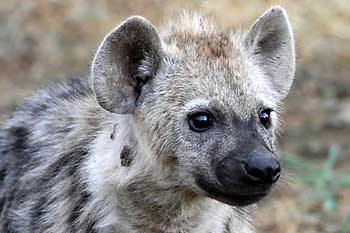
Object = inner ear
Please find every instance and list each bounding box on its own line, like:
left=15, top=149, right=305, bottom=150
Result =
left=245, top=6, right=295, bottom=100
left=131, top=52, right=159, bottom=96
left=91, top=16, right=163, bottom=114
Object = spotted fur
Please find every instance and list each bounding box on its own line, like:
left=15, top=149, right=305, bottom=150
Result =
left=0, top=6, right=295, bottom=233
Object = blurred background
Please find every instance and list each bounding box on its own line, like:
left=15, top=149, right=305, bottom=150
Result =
left=0, top=0, right=349, bottom=232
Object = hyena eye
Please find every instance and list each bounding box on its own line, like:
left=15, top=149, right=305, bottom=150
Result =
left=188, top=112, right=213, bottom=132
left=259, top=109, right=272, bottom=128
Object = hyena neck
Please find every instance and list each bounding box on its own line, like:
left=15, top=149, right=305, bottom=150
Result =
left=117, top=179, right=212, bottom=232
left=88, top=116, right=237, bottom=232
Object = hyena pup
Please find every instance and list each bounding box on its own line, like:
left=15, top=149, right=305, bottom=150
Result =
left=0, top=5, right=295, bottom=233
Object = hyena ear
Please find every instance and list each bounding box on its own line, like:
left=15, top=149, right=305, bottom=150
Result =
left=245, top=6, right=295, bottom=100
left=91, top=16, right=163, bottom=113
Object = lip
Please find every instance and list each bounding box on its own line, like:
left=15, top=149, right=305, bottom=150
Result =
left=212, top=191, right=269, bottom=206
left=196, top=176, right=271, bottom=206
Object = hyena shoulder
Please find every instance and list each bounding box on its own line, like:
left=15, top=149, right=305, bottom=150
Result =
left=0, top=77, right=108, bottom=232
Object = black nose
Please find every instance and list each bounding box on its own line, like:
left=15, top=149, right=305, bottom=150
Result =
left=242, top=150, right=281, bottom=183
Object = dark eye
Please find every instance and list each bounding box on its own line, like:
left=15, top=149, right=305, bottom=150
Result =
left=188, top=112, right=213, bottom=132
left=259, top=109, right=272, bottom=128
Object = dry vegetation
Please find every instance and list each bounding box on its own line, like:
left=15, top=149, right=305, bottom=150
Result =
left=0, top=1, right=349, bottom=232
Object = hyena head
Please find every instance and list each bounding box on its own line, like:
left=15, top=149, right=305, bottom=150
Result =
left=91, top=6, right=295, bottom=206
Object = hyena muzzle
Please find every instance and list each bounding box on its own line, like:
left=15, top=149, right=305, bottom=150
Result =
left=0, top=6, right=295, bottom=233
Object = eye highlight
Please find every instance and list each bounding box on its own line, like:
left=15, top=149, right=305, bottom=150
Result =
left=259, top=109, right=272, bottom=128
left=188, top=111, right=213, bottom=132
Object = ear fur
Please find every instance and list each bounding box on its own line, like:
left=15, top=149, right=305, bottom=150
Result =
left=91, top=16, right=163, bottom=113
left=245, top=6, right=295, bottom=100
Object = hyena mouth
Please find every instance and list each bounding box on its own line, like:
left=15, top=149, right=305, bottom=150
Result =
left=195, top=176, right=272, bottom=207
left=195, top=146, right=281, bottom=206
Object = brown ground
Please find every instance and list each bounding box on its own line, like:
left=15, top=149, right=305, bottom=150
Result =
left=0, top=1, right=349, bottom=232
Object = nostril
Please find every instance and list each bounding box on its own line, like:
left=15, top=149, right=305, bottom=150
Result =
left=243, top=159, right=281, bottom=183
left=243, top=162, right=266, bottom=182
left=272, top=166, right=281, bottom=176
left=270, top=163, right=281, bottom=182
left=246, top=166, right=264, bottom=181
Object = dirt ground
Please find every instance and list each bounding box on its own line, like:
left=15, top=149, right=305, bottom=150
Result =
left=0, top=1, right=349, bottom=232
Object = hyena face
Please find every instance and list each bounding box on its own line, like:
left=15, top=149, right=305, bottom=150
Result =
left=92, top=6, right=295, bottom=206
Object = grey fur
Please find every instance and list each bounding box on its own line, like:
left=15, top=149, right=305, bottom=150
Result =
left=0, top=6, right=295, bottom=233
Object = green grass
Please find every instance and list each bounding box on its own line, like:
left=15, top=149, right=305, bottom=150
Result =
left=280, top=145, right=350, bottom=232
left=341, top=208, right=350, bottom=233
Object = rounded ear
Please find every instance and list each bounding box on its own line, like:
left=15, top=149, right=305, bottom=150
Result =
left=91, top=16, right=163, bottom=114
left=245, top=6, right=295, bottom=100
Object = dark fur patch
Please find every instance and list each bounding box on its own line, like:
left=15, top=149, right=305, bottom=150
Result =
left=29, top=146, right=93, bottom=230
left=9, top=126, right=29, bottom=154
left=223, top=216, right=231, bottom=233
left=67, top=173, right=97, bottom=233
left=120, top=146, right=132, bottom=167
